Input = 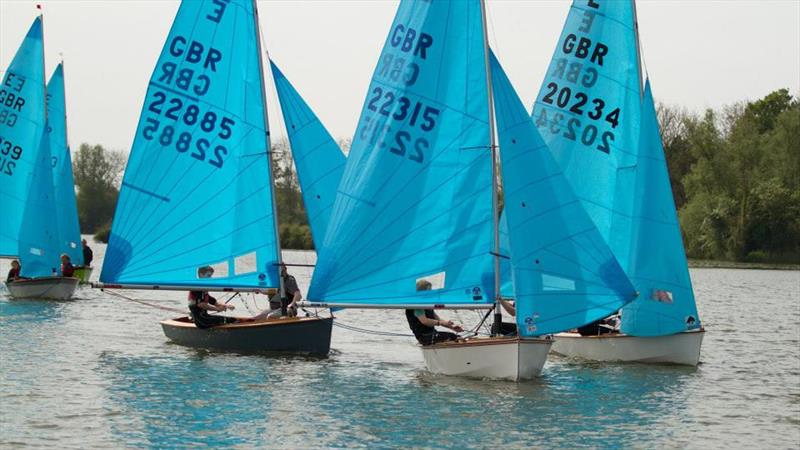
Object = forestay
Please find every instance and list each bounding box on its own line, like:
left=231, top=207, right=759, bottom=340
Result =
left=101, top=0, right=280, bottom=289
left=491, top=52, right=636, bottom=336
left=619, top=81, right=700, bottom=336
left=0, top=18, right=47, bottom=258
left=532, top=0, right=642, bottom=267
left=47, top=63, right=83, bottom=265
left=270, top=60, right=346, bottom=248
left=309, top=0, right=495, bottom=306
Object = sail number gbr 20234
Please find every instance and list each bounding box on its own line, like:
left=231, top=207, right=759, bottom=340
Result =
left=536, top=81, right=619, bottom=154
left=141, top=91, right=234, bottom=169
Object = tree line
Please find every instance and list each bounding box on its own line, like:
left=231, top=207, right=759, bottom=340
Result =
left=76, top=89, right=798, bottom=261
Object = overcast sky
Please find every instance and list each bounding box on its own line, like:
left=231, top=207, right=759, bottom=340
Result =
left=1, top=0, right=798, bottom=153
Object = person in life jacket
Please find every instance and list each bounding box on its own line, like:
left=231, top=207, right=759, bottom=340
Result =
left=405, top=279, right=464, bottom=346
left=187, top=265, right=240, bottom=329
left=6, top=260, right=27, bottom=282
left=81, top=239, right=94, bottom=267
left=262, top=263, right=302, bottom=318
left=60, top=254, right=75, bottom=277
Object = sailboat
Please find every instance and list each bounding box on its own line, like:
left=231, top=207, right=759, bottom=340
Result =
left=533, top=0, right=704, bottom=365
left=304, top=0, right=635, bottom=381
left=93, top=0, right=336, bottom=355
left=2, top=15, right=80, bottom=300
left=47, top=62, right=87, bottom=282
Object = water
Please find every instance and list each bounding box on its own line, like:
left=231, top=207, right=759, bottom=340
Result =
left=1, top=239, right=798, bottom=449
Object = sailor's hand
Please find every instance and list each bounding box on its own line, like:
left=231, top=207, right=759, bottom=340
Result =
left=225, top=304, right=235, bottom=311
left=452, top=324, right=464, bottom=332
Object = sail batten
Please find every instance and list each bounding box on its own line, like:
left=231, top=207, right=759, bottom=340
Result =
left=101, top=0, right=281, bottom=289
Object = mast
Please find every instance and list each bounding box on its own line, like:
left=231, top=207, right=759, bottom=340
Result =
left=631, top=0, right=644, bottom=98
left=38, top=5, right=47, bottom=125
left=252, top=0, right=286, bottom=301
left=60, top=56, right=71, bottom=155
left=479, top=0, right=502, bottom=336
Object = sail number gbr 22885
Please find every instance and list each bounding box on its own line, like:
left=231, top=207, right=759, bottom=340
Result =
left=141, top=91, right=235, bottom=169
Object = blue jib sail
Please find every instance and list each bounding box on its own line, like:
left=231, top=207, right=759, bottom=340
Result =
left=532, top=0, right=642, bottom=268
left=270, top=60, right=346, bottom=248
left=0, top=18, right=46, bottom=258
left=47, top=63, right=83, bottom=265
left=491, top=51, right=636, bottom=336
left=620, top=81, right=700, bottom=336
left=18, top=134, right=60, bottom=277
left=101, top=0, right=280, bottom=289
left=309, top=0, right=494, bottom=306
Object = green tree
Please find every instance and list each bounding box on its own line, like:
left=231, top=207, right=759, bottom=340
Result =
left=679, top=89, right=800, bottom=262
left=72, top=143, right=126, bottom=235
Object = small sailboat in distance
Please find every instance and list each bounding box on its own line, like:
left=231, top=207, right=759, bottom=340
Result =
left=533, top=0, right=704, bottom=365
left=94, top=0, right=333, bottom=355
left=47, top=62, right=87, bottom=282
left=2, top=15, right=80, bottom=300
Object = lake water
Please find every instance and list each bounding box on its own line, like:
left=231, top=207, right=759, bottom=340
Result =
left=1, top=240, right=798, bottom=449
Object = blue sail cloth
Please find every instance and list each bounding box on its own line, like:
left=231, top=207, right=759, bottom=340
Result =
left=0, top=18, right=46, bottom=258
left=620, top=81, right=700, bottom=336
left=47, top=63, right=83, bottom=265
left=532, top=0, right=642, bottom=268
left=18, top=134, right=61, bottom=277
left=101, top=0, right=280, bottom=289
left=309, top=0, right=495, bottom=306
left=270, top=60, right=346, bottom=248
left=491, top=52, right=636, bottom=336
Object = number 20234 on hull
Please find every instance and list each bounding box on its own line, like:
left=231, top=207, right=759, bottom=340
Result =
left=550, top=329, right=705, bottom=366
left=5, top=277, right=79, bottom=300
left=421, top=337, right=554, bottom=381
left=160, top=316, right=333, bottom=357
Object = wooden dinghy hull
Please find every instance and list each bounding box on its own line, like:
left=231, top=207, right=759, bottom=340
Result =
left=72, top=267, right=93, bottom=283
left=550, top=328, right=705, bottom=366
left=161, top=316, right=333, bottom=356
left=5, top=277, right=79, bottom=300
left=421, top=337, right=553, bottom=381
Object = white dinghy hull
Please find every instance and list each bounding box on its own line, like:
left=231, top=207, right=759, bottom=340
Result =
left=421, top=337, right=553, bottom=381
left=6, top=277, right=79, bottom=300
left=551, top=329, right=705, bottom=366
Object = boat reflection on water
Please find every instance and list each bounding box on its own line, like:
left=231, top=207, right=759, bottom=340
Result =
left=98, top=352, right=277, bottom=448
left=293, top=357, right=697, bottom=448
left=0, top=296, right=67, bottom=324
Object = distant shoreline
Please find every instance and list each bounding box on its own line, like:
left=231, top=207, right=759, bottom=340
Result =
left=688, top=259, right=799, bottom=271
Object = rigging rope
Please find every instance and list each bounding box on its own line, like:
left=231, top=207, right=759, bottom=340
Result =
left=103, top=288, right=185, bottom=314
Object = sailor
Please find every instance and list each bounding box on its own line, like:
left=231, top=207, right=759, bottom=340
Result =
left=577, top=312, right=620, bottom=336
left=6, top=260, right=25, bottom=282
left=497, top=298, right=518, bottom=335
left=188, top=265, right=239, bottom=328
left=60, top=254, right=75, bottom=277
left=82, top=239, right=94, bottom=267
left=265, top=263, right=302, bottom=318
left=405, top=279, right=464, bottom=345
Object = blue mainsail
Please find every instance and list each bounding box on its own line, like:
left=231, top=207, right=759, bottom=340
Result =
left=101, top=0, right=280, bottom=289
left=620, top=81, right=700, bottom=336
left=532, top=0, right=642, bottom=268
left=0, top=18, right=46, bottom=258
left=270, top=60, right=346, bottom=248
left=491, top=52, right=636, bottom=336
left=309, top=0, right=495, bottom=306
left=47, top=63, right=83, bottom=265
left=18, top=134, right=60, bottom=277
